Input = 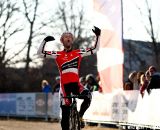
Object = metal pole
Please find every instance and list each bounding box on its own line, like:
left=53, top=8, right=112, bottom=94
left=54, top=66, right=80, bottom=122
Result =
left=45, top=93, right=48, bottom=121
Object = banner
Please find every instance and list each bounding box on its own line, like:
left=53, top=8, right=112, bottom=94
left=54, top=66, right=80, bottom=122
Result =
left=92, top=0, right=124, bottom=93
left=52, top=92, right=60, bottom=119
left=35, top=93, right=46, bottom=116
left=0, top=94, right=16, bottom=115
left=16, top=93, right=35, bottom=116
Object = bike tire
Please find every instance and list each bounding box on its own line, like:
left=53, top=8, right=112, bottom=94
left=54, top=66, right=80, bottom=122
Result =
left=69, top=107, right=81, bottom=130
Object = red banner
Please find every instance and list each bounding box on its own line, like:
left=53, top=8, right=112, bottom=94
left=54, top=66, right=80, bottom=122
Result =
left=92, top=0, right=124, bottom=93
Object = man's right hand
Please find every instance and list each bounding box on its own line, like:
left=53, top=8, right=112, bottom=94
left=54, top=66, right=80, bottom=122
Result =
left=44, top=36, right=55, bottom=42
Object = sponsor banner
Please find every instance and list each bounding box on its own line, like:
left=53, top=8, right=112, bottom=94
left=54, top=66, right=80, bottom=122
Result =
left=52, top=92, right=60, bottom=119
left=35, top=93, right=46, bottom=116
left=111, top=92, right=128, bottom=122
left=83, top=91, right=129, bottom=122
left=1, top=90, right=160, bottom=128
left=0, top=93, right=16, bottom=115
left=127, top=89, right=160, bottom=128
left=47, top=93, right=54, bottom=115
left=82, top=91, right=139, bottom=123
left=83, top=91, right=113, bottom=122
left=16, top=93, right=35, bottom=116
left=82, top=90, right=160, bottom=128
left=92, top=0, right=123, bottom=93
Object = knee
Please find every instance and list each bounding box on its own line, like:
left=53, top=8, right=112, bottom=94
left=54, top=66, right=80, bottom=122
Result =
left=61, top=105, right=70, bottom=117
left=80, top=91, right=92, bottom=105
left=81, top=89, right=92, bottom=100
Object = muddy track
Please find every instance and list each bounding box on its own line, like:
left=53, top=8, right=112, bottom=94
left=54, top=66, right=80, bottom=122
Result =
left=0, top=120, right=118, bottom=130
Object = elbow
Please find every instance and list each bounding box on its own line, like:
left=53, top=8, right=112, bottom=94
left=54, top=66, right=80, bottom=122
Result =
left=91, top=48, right=97, bottom=54
left=37, top=50, right=44, bottom=58
left=37, top=50, right=41, bottom=55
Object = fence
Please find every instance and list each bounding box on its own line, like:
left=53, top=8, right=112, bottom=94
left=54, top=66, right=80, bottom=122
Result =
left=0, top=90, right=160, bottom=129
left=0, top=92, right=60, bottom=121
left=81, top=90, right=160, bottom=129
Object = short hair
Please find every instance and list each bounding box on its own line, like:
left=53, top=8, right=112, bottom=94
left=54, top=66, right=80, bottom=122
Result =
left=128, top=71, right=137, bottom=80
left=79, top=77, right=85, bottom=82
left=145, top=70, right=150, bottom=76
left=60, top=32, right=74, bottom=43
left=41, top=80, right=49, bottom=87
left=86, top=74, right=94, bottom=81
left=149, top=65, right=156, bottom=72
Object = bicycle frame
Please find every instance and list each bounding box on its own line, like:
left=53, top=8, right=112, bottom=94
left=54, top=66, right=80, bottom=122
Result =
left=63, top=95, right=81, bottom=130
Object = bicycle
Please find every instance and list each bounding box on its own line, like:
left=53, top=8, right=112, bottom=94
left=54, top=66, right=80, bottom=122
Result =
left=63, top=95, right=84, bottom=130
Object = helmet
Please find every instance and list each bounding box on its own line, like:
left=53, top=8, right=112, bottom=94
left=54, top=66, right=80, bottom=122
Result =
left=55, top=76, right=60, bottom=80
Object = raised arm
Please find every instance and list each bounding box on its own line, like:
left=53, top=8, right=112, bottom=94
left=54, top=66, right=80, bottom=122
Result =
left=80, top=26, right=101, bottom=57
left=37, top=36, right=59, bottom=59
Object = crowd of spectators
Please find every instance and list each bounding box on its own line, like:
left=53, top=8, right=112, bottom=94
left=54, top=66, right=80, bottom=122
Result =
left=41, top=74, right=102, bottom=94
left=41, top=65, right=160, bottom=96
left=124, top=65, right=160, bottom=97
left=79, top=74, right=102, bottom=93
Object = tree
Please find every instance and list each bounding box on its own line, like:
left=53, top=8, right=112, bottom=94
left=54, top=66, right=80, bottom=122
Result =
left=135, top=0, right=160, bottom=66
left=0, top=0, right=23, bottom=91
left=22, top=0, right=39, bottom=72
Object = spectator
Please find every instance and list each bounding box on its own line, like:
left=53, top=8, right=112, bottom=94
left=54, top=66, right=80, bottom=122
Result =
left=139, top=74, right=148, bottom=97
left=148, top=66, right=157, bottom=76
left=137, top=71, right=144, bottom=86
left=123, top=81, right=133, bottom=90
left=96, top=75, right=102, bottom=92
left=145, top=70, right=151, bottom=82
left=79, top=77, right=86, bottom=86
left=53, top=76, right=60, bottom=93
left=128, top=71, right=139, bottom=90
left=85, top=74, right=100, bottom=92
left=147, top=66, right=160, bottom=94
left=41, top=80, right=52, bottom=93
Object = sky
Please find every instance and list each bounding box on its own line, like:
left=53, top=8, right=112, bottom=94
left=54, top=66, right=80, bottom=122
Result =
left=122, top=0, right=160, bottom=41
left=2, top=0, right=160, bottom=68
left=39, top=0, right=160, bottom=41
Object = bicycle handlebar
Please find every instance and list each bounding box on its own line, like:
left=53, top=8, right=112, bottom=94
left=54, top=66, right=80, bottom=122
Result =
left=62, top=95, right=87, bottom=99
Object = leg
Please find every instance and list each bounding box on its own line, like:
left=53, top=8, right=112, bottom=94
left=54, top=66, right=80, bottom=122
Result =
left=61, top=105, right=70, bottom=130
left=60, top=83, right=73, bottom=130
left=79, top=89, right=92, bottom=118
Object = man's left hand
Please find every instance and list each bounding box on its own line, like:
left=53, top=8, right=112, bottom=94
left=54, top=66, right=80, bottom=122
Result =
left=92, top=26, right=101, bottom=36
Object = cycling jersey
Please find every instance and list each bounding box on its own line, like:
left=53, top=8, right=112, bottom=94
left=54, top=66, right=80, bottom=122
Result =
left=37, top=37, right=100, bottom=99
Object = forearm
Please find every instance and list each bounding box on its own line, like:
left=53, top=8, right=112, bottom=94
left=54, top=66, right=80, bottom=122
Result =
left=81, top=36, right=100, bottom=57
left=90, top=35, right=100, bottom=54
left=37, top=40, right=46, bottom=55
left=37, top=40, right=58, bottom=59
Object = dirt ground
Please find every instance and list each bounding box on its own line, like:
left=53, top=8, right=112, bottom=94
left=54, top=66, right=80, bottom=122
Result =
left=0, top=119, right=119, bottom=130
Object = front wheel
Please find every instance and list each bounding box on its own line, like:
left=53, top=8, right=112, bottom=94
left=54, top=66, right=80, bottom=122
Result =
left=69, top=108, right=81, bottom=130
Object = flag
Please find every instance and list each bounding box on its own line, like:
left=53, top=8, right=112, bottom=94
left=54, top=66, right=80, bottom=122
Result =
left=92, top=0, right=124, bottom=93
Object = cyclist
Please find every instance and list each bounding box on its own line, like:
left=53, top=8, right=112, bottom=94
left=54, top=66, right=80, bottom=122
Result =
left=37, top=26, right=101, bottom=130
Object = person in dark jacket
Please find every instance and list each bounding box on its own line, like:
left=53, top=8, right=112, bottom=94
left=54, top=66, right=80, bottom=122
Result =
left=147, top=66, right=160, bottom=94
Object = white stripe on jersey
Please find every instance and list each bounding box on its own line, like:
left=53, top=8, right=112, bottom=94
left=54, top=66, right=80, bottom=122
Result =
left=62, top=68, right=78, bottom=74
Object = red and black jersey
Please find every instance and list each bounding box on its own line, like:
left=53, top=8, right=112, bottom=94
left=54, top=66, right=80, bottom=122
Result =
left=56, top=49, right=82, bottom=84
left=37, top=37, right=100, bottom=97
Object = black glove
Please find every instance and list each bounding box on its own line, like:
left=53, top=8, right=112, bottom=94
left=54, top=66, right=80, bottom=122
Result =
left=92, top=26, right=101, bottom=36
left=44, top=36, right=55, bottom=42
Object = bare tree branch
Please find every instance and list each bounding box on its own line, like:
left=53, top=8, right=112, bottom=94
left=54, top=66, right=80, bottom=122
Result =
left=58, top=2, right=69, bottom=31
left=22, top=0, right=31, bottom=23
left=4, top=43, right=27, bottom=64
left=134, top=0, right=160, bottom=65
